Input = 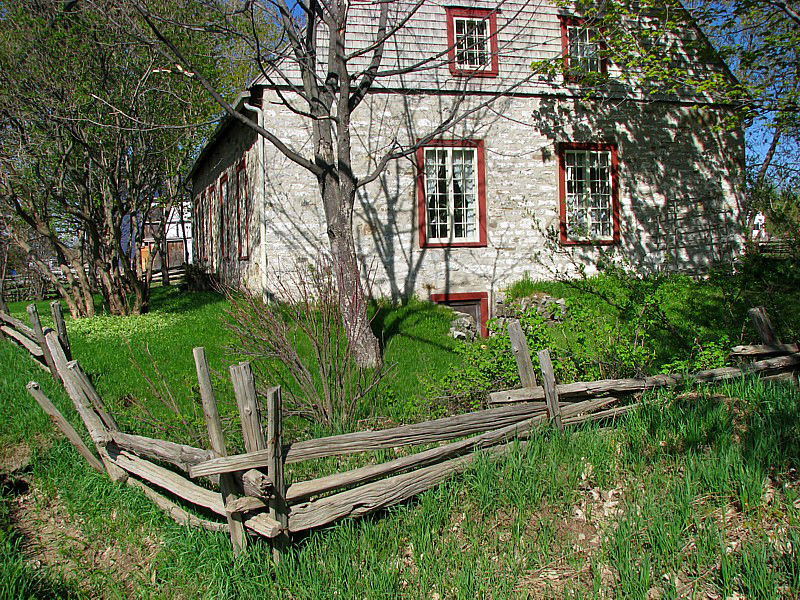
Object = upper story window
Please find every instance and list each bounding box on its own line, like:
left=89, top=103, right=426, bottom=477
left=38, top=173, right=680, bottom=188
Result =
left=558, top=142, right=619, bottom=245
left=560, top=16, right=607, bottom=82
left=445, top=8, right=499, bottom=77
left=417, top=140, right=487, bottom=248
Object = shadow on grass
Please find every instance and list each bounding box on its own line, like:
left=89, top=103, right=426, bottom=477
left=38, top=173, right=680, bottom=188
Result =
left=147, top=287, right=226, bottom=315
left=739, top=380, right=800, bottom=473
left=1, top=482, right=86, bottom=599
left=370, top=299, right=459, bottom=357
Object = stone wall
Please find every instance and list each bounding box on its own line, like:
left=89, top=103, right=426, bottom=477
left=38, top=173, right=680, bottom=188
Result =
left=190, top=89, right=745, bottom=322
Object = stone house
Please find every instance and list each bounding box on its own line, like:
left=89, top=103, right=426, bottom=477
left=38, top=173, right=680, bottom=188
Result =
left=188, top=0, right=744, bottom=337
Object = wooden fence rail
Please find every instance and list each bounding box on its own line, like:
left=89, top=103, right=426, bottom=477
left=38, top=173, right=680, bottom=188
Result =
left=1, top=305, right=798, bottom=559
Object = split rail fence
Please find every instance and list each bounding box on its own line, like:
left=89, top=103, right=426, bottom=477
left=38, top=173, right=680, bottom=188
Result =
left=1, top=302, right=798, bottom=558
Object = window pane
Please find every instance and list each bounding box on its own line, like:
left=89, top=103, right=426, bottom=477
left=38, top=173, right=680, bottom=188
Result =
left=454, top=18, right=489, bottom=69
left=564, top=148, right=612, bottom=239
left=567, top=25, right=601, bottom=74
left=426, top=149, right=450, bottom=240
left=425, top=146, right=479, bottom=242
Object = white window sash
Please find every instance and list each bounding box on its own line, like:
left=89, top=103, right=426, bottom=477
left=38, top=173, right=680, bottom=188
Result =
left=425, top=147, right=479, bottom=244
left=453, top=17, right=490, bottom=70
left=567, top=25, right=602, bottom=73
left=564, top=149, right=613, bottom=241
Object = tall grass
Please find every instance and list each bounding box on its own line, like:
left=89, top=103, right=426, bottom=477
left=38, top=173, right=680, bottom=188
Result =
left=3, top=282, right=800, bottom=597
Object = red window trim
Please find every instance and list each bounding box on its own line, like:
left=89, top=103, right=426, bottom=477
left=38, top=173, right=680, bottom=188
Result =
left=430, top=291, right=489, bottom=338
left=219, top=174, right=228, bottom=260
left=200, top=190, right=208, bottom=262
left=236, top=160, right=249, bottom=261
left=559, top=16, right=608, bottom=83
left=445, top=7, right=499, bottom=78
left=416, top=139, right=488, bottom=249
left=558, top=141, right=620, bottom=246
left=207, top=185, right=215, bottom=268
left=194, top=194, right=203, bottom=264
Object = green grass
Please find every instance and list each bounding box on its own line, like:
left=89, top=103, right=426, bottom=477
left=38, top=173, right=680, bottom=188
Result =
left=3, top=277, right=800, bottom=597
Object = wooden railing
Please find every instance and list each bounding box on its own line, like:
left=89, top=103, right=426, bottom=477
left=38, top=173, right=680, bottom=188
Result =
left=2, top=302, right=798, bottom=559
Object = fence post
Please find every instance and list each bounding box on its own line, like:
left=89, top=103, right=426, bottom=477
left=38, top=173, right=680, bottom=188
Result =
left=748, top=306, right=780, bottom=346
left=266, top=385, right=290, bottom=562
left=508, top=319, right=538, bottom=388
left=231, top=362, right=267, bottom=452
left=70, top=361, right=119, bottom=432
left=50, top=300, right=72, bottom=361
left=26, top=304, right=58, bottom=381
left=193, top=347, right=248, bottom=556
left=27, top=381, right=105, bottom=473
left=536, top=349, right=563, bottom=432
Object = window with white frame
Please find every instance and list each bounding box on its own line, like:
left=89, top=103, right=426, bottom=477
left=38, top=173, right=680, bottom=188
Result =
left=219, top=174, right=228, bottom=260
left=236, top=161, right=249, bottom=260
left=455, top=18, right=489, bottom=70
left=418, top=142, right=487, bottom=246
left=560, top=17, right=606, bottom=80
left=445, top=8, right=498, bottom=76
left=559, top=143, right=618, bottom=243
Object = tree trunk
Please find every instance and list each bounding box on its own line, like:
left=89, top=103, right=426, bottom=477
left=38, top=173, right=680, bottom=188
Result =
left=324, top=185, right=382, bottom=369
left=0, top=244, right=8, bottom=314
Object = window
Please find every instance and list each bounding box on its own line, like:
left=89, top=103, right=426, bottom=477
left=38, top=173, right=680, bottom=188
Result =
left=199, top=191, right=208, bottom=263
left=219, top=174, right=228, bottom=260
left=560, top=16, right=607, bottom=81
left=558, top=142, right=619, bottom=245
left=236, top=160, right=250, bottom=260
left=430, top=292, right=489, bottom=338
left=445, top=8, right=499, bottom=77
left=417, top=140, right=487, bottom=248
left=207, top=185, right=215, bottom=267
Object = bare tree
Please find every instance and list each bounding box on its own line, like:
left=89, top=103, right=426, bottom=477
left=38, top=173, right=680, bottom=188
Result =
left=122, top=0, right=549, bottom=367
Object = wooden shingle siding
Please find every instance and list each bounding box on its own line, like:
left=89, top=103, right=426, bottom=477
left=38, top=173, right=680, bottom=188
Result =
left=255, top=0, right=731, bottom=103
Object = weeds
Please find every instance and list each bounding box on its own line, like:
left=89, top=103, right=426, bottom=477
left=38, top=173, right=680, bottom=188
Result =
left=223, top=256, right=390, bottom=428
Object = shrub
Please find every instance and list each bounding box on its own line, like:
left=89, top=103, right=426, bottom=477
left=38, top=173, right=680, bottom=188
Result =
left=224, top=257, right=387, bottom=429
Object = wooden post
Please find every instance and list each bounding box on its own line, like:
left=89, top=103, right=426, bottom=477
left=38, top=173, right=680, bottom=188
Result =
left=69, top=361, right=119, bottom=432
left=230, top=362, right=277, bottom=501
left=26, top=304, right=58, bottom=380
left=50, top=300, right=72, bottom=361
left=26, top=381, right=105, bottom=473
left=266, top=385, right=289, bottom=561
left=508, top=319, right=538, bottom=388
left=231, top=362, right=267, bottom=453
left=61, top=361, right=128, bottom=484
left=537, top=349, right=563, bottom=432
left=748, top=306, right=780, bottom=346
left=193, top=347, right=248, bottom=556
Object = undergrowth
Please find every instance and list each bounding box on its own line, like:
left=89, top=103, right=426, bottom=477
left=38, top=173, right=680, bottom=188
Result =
left=426, top=255, right=800, bottom=412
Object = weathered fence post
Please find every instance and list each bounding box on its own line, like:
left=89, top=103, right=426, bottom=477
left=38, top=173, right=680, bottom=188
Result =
left=193, top=347, right=248, bottom=556
left=266, top=385, right=290, bottom=562
left=536, top=349, right=563, bottom=432
left=26, top=304, right=58, bottom=380
left=50, top=300, right=71, bottom=361
left=228, top=362, right=271, bottom=515
left=748, top=306, right=780, bottom=346
left=70, top=361, right=119, bottom=432
left=508, top=320, right=538, bottom=388
left=26, top=381, right=105, bottom=473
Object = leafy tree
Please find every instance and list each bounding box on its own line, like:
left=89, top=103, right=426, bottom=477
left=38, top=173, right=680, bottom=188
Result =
left=0, top=0, right=222, bottom=316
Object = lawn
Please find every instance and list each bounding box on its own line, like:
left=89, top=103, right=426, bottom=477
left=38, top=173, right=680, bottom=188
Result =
left=1, top=262, right=799, bottom=598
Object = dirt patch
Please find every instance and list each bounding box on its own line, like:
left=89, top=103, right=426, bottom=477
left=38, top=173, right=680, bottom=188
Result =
left=1, top=439, right=163, bottom=597
left=7, top=479, right=163, bottom=597
left=0, top=442, right=32, bottom=474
